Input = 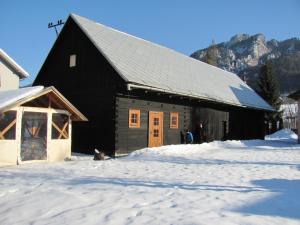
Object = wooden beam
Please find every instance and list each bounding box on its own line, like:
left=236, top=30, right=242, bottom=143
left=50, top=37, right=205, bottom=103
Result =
left=52, top=121, right=68, bottom=139
left=58, top=122, right=68, bottom=139
left=48, top=93, right=65, bottom=110
left=0, top=119, right=16, bottom=139
left=48, top=96, right=52, bottom=108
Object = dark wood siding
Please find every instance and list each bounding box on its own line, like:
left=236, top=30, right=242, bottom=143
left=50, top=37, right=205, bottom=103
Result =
left=193, top=107, right=229, bottom=141
left=115, top=97, right=192, bottom=153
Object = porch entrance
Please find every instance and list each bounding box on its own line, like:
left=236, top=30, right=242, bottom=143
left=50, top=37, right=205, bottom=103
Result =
left=21, top=112, right=47, bottom=161
left=148, top=111, right=163, bottom=147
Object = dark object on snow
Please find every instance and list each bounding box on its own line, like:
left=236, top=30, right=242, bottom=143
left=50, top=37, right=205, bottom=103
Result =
left=94, top=149, right=105, bottom=160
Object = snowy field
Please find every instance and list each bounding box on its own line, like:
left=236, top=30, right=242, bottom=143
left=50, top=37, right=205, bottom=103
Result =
left=0, top=130, right=300, bottom=225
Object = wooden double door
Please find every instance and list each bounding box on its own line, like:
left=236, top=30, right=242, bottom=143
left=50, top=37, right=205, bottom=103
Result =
left=148, top=111, right=163, bottom=147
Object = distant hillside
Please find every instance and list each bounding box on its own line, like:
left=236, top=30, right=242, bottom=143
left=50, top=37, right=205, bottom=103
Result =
left=191, top=34, right=300, bottom=95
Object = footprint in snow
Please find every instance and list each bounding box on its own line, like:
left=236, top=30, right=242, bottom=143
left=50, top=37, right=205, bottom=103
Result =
left=166, top=191, right=174, bottom=196
left=170, top=203, right=178, bottom=208
left=8, top=189, right=18, bottom=193
left=133, top=202, right=149, bottom=208
left=136, top=211, right=143, bottom=216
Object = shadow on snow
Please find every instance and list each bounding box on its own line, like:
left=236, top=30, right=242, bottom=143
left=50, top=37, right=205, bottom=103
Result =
left=234, top=178, right=300, bottom=219
left=66, top=176, right=263, bottom=193
left=124, top=155, right=299, bottom=167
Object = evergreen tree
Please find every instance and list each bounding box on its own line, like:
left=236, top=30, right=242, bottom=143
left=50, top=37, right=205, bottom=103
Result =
left=257, top=61, right=282, bottom=132
left=204, top=39, right=218, bottom=66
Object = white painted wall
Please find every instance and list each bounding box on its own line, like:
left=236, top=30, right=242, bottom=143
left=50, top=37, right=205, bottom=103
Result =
left=0, top=140, right=19, bottom=165
left=0, top=61, right=19, bottom=91
left=0, top=108, right=21, bottom=165
left=47, top=113, right=72, bottom=162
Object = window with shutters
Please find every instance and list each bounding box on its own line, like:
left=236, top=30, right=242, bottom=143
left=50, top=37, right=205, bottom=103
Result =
left=129, top=109, right=140, bottom=128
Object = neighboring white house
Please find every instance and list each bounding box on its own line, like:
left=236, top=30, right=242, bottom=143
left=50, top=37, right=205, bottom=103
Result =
left=288, top=90, right=300, bottom=143
left=0, top=49, right=29, bottom=91
left=280, top=97, right=298, bottom=131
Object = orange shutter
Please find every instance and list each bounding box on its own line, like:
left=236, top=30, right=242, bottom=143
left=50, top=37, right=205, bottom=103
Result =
left=170, top=112, right=179, bottom=129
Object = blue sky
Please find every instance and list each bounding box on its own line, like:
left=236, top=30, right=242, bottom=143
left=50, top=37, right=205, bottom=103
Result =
left=1, top=0, right=300, bottom=86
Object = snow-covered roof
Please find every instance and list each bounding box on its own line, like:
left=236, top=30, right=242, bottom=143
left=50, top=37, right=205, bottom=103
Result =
left=0, top=49, right=29, bottom=78
left=0, top=86, right=87, bottom=121
left=70, top=14, right=273, bottom=111
left=0, top=86, right=43, bottom=110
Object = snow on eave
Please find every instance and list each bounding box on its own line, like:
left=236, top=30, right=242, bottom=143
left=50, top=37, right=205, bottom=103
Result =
left=127, top=82, right=274, bottom=112
left=0, top=49, right=29, bottom=79
left=0, top=86, right=88, bottom=122
left=0, top=86, right=44, bottom=112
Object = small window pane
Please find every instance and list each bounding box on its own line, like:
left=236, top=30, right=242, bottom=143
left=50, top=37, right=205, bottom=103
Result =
left=154, top=118, right=159, bottom=125
left=70, top=54, right=76, bottom=67
left=153, top=129, right=159, bottom=137
left=0, top=111, right=16, bottom=140
left=131, top=113, right=138, bottom=123
left=52, top=114, right=69, bottom=139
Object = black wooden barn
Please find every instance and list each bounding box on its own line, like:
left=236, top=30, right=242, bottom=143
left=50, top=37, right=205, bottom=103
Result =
left=34, top=14, right=273, bottom=156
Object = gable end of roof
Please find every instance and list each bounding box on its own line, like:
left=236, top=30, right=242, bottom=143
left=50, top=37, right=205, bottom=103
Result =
left=70, top=14, right=129, bottom=83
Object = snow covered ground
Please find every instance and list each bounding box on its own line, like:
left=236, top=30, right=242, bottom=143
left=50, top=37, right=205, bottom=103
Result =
left=0, top=130, right=300, bottom=225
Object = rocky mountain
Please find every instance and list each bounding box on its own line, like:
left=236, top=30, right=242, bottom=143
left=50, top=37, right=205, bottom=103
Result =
left=191, top=34, right=300, bottom=95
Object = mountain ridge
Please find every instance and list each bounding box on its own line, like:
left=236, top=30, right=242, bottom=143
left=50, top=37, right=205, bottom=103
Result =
left=191, top=34, right=300, bottom=94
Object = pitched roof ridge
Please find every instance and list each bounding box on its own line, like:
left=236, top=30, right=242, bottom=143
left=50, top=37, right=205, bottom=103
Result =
left=71, top=14, right=179, bottom=55
left=70, top=14, right=250, bottom=82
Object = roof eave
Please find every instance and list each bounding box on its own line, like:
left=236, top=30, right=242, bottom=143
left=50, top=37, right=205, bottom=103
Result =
left=288, top=90, right=300, bottom=100
left=0, top=86, right=88, bottom=121
left=0, top=49, right=29, bottom=78
left=48, top=86, right=88, bottom=121
left=127, top=82, right=275, bottom=112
